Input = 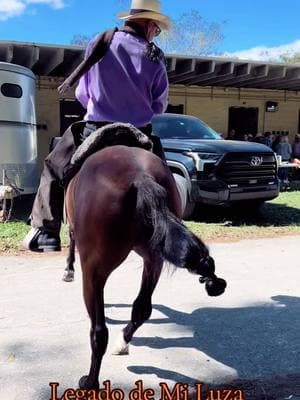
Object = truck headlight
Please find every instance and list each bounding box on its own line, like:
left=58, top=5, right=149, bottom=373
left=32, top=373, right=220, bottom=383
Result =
left=184, top=152, right=222, bottom=171
left=198, top=153, right=222, bottom=161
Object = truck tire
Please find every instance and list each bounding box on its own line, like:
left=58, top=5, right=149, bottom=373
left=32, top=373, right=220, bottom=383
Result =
left=183, top=200, right=196, bottom=220
left=173, top=173, right=196, bottom=220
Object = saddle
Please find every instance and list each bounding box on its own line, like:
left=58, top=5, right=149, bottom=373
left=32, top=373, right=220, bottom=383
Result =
left=71, top=122, right=153, bottom=165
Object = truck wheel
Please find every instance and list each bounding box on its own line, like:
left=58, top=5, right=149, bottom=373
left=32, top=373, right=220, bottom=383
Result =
left=173, top=173, right=196, bottom=219
left=183, top=200, right=196, bottom=220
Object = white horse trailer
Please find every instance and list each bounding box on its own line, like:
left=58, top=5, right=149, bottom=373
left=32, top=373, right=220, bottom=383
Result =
left=0, top=62, right=38, bottom=198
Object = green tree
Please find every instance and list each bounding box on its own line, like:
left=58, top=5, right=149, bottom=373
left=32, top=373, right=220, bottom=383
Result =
left=280, top=53, right=300, bottom=63
left=71, top=8, right=224, bottom=56
left=159, top=10, right=224, bottom=55
left=71, top=34, right=93, bottom=46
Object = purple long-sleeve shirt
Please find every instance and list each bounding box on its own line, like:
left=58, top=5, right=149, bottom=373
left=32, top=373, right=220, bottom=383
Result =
left=75, top=31, right=169, bottom=127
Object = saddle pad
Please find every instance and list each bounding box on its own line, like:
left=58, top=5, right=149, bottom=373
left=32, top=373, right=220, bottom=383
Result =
left=71, top=122, right=153, bottom=165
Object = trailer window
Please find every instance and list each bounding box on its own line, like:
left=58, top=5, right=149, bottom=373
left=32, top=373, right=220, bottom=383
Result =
left=1, top=83, right=23, bottom=98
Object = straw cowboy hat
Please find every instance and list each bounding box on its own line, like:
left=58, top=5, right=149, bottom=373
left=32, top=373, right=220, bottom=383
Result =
left=118, top=0, right=171, bottom=30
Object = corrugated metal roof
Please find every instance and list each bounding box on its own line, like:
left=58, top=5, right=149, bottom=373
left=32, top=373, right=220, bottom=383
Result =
left=0, top=40, right=300, bottom=91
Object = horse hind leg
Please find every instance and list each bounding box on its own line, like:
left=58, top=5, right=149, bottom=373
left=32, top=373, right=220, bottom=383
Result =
left=79, top=272, right=108, bottom=390
left=112, top=254, right=163, bottom=355
left=62, top=228, right=75, bottom=282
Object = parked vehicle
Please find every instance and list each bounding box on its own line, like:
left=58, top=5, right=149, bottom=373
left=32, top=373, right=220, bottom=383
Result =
left=0, top=62, right=38, bottom=194
left=152, top=113, right=279, bottom=218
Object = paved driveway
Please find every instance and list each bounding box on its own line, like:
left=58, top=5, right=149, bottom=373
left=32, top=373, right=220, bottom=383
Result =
left=0, top=236, right=299, bottom=399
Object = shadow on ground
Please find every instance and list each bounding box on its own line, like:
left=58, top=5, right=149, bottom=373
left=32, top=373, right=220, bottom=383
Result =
left=126, top=367, right=300, bottom=400
left=0, top=340, right=80, bottom=400
left=190, top=201, right=300, bottom=227
left=106, top=295, right=300, bottom=397
left=1, top=296, right=299, bottom=399
left=0, top=338, right=135, bottom=400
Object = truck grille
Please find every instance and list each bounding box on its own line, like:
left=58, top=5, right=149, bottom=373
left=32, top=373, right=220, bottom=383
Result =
left=217, top=153, right=277, bottom=185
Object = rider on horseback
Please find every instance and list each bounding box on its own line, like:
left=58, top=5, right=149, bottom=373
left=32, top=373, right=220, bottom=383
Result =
left=23, top=0, right=171, bottom=252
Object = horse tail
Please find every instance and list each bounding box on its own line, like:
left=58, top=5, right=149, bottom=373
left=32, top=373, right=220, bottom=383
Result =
left=133, top=174, right=208, bottom=267
left=133, top=174, right=226, bottom=297
left=133, top=174, right=170, bottom=255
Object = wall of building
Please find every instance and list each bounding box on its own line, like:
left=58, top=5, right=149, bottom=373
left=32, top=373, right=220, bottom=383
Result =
left=169, top=85, right=300, bottom=137
left=35, top=77, right=300, bottom=172
left=35, top=76, right=68, bottom=172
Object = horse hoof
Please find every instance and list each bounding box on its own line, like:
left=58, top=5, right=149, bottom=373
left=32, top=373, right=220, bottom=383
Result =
left=62, top=270, right=74, bottom=282
left=204, top=277, right=227, bottom=297
left=79, top=375, right=99, bottom=390
left=111, top=332, right=129, bottom=355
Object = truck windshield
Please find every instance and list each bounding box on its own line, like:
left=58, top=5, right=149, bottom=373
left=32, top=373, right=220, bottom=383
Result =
left=152, top=115, right=222, bottom=140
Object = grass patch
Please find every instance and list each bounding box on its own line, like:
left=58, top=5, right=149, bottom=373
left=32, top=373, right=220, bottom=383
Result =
left=0, top=191, right=299, bottom=252
left=186, top=191, right=300, bottom=242
left=0, top=223, right=69, bottom=253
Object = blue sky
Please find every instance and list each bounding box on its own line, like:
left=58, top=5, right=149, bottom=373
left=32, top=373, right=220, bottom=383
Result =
left=0, top=0, right=300, bottom=60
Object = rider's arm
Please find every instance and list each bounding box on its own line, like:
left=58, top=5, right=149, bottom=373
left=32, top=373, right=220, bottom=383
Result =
left=151, top=63, right=169, bottom=115
left=75, top=73, right=89, bottom=109
left=75, top=36, right=97, bottom=109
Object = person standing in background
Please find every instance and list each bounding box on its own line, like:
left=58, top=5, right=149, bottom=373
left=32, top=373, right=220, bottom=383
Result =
left=276, top=134, right=292, bottom=185
left=292, top=134, right=300, bottom=158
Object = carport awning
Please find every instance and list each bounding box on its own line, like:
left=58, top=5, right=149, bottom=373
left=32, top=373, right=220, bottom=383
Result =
left=1, top=40, right=300, bottom=91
